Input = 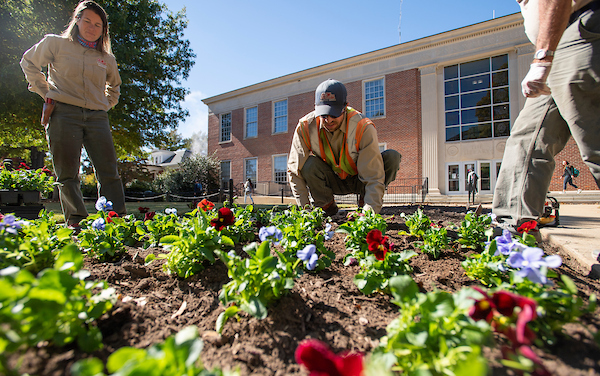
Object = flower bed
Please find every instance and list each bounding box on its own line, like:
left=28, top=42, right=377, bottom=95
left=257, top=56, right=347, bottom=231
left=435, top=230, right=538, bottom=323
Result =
left=3, top=204, right=599, bottom=375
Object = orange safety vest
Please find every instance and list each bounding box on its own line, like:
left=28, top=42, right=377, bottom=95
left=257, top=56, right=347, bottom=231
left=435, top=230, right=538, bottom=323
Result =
left=299, top=107, right=373, bottom=180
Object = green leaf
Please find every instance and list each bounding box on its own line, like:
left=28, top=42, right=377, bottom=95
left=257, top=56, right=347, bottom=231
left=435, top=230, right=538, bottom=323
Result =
left=160, top=235, right=181, bottom=245
left=561, top=274, right=578, bottom=295
left=216, top=306, right=239, bottom=334
left=242, top=297, right=268, bottom=319
left=144, top=254, right=156, bottom=265
left=259, top=256, right=277, bottom=273
left=406, top=331, right=428, bottom=347
left=55, top=244, right=83, bottom=271
left=70, top=357, right=106, bottom=376
left=77, top=326, right=103, bottom=353
left=389, top=275, right=419, bottom=302
left=221, top=235, right=235, bottom=247
left=256, top=241, right=271, bottom=259
left=107, top=347, right=148, bottom=373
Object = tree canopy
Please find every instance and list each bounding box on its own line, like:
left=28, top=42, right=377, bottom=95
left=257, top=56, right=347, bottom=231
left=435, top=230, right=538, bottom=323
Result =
left=0, top=0, right=195, bottom=160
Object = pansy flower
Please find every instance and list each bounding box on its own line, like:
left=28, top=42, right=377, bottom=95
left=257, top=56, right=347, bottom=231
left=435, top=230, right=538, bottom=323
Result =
left=259, top=226, right=283, bottom=245
left=517, top=220, right=539, bottom=234
left=366, top=229, right=392, bottom=261
left=507, top=247, right=562, bottom=284
left=211, top=207, right=235, bottom=231
left=92, top=217, right=106, bottom=231
left=165, top=208, right=178, bottom=215
left=0, top=214, right=27, bottom=235
left=324, top=223, right=334, bottom=241
left=144, top=211, right=156, bottom=221
left=197, top=199, right=215, bottom=212
left=95, top=196, right=113, bottom=212
left=297, top=244, right=319, bottom=270
left=469, top=287, right=537, bottom=345
left=295, top=339, right=363, bottom=376
left=107, top=211, right=119, bottom=223
left=138, top=206, right=149, bottom=214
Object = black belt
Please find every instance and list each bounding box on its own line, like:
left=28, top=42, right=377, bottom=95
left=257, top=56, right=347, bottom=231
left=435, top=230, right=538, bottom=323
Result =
left=569, top=0, right=600, bottom=24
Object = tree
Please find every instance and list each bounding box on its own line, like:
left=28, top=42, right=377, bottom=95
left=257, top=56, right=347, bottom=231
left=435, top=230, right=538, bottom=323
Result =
left=0, top=0, right=195, bottom=160
left=153, top=153, right=220, bottom=195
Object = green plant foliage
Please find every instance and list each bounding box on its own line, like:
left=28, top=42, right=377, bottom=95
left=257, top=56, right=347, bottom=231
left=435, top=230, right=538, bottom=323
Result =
left=78, top=213, right=136, bottom=261
left=374, top=275, right=492, bottom=376
left=155, top=208, right=234, bottom=278
left=153, top=153, right=221, bottom=195
left=0, top=244, right=116, bottom=373
left=221, top=204, right=258, bottom=244
left=136, top=212, right=181, bottom=248
left=0, top=215, right=74, bottom=274
left=71, top=326, right=239, bottom=376
left=270, top=205, right=335, bottom=270
left=337, top=207, right=387, bottom=255
left=462, top=238, right=509, bottom=287
left=415, top=225, right=450, bottom=260
left=399, top=208, right=431, bottom=238
left=0, top=168, right=55, bottom=193
left=353, top=250, right=417, bottom=295
left=216, top=241, right=297, bottom=333
left=457, top=212, right=493, bottom=250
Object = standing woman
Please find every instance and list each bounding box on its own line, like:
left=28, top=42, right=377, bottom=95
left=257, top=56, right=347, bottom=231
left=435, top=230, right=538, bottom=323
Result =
left=21, top=1, right=126, bottom=228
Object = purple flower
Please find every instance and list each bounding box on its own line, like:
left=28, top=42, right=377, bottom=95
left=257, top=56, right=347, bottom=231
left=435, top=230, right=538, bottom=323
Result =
left=324, top=223, right=334, bottom=241
left=0, top=214, right=26, bottom=234
left=297, top=244, right=318, bottom=271
left=95, top=196, right=113, bottom=212
left=507, top=247, right=562, bottom=284
left=259, top=226, right=283, bottom=245
left=92, top=218, right=106, bottom=231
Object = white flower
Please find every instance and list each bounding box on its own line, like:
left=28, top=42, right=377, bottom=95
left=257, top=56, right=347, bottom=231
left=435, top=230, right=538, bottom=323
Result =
left=165, top=208, right=178, bottom=215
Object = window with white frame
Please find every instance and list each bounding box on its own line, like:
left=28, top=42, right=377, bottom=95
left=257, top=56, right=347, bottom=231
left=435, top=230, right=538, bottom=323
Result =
left=273, top=154, right=287, bottom=183
left=245, top=158, right=257, bottom=184
left=444, top=54, right=510, bottom=142
left=364, top=78, right=385, bottom=118
left=220, top=113, right=232, bottom=142
left=378, top=142, right=387, bottom=153
left=220, top=160, right=230, bottom=185
left=273, top=100, right=288, bottom=134
left=245, top=107, right=257, bottom=139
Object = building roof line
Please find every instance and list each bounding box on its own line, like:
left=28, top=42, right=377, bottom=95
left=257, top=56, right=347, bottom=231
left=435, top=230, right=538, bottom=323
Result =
left=202, top=13, right=523, bottom=106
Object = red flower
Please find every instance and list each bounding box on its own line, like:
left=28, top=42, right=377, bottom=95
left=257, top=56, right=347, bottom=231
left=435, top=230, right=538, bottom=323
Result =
left=107, top=211, right=119, bottom=223
left=295, top=339, right=363, bottom=376
left=198, top=199, right=215, bottom=212
left=470, top=287, right=538, bottom=346
left=18, top=162, right=30, bottom=170
left=138, top=206, right=149, bottom=214
left=517, top=220, right=539, bottom=234
left=144, top=211, right=156, bottom=221
left=366, top=229, right=392, bottom=261
left=211, top=207, right=235, bottom=231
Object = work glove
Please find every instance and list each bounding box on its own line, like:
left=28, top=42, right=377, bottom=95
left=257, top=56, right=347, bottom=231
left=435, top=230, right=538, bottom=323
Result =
left=41, top=101, right=55, bottom=126
left=521, top=62, right=552, bottom=98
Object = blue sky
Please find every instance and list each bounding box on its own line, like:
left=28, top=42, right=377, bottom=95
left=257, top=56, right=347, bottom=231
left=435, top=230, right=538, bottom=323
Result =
left=159, top=0, right=522, bottom=139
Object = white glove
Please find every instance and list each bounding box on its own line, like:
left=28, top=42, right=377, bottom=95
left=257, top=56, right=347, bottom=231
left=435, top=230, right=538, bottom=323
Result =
left=521, top=62, right=552, bottom=98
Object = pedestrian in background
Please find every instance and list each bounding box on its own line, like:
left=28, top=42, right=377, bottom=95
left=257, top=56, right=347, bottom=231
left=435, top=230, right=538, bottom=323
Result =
left=20, top=0, right=125, bottom=229
left=561, top=160, right=582, bottom=194
left=244, top=178, right=254, bottom=204
left=467, top=168, right=479, bottom=205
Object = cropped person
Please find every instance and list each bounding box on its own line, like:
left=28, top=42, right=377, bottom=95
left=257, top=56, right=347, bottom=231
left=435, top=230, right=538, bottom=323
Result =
left=561, top=160, right=582, bottom=193
left=244, top=178, right=254, bottom=204
left=287, top=79, right=401, bottom=215
left=20, top=0, right=126, bottom=228
left=492, top=0, right=600, bottom=233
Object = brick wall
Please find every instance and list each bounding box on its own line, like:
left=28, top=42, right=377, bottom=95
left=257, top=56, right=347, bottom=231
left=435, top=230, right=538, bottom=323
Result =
left=550, top=140, right=597, bottom=191
left=208, top=68, right=423, bottom=188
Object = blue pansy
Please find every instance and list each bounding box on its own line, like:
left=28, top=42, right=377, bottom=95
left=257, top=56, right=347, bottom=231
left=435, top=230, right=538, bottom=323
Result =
left=92, top=217, right=106, bottom=231
left=259, top=226, right=283, bottom=245
left=507, top=247, right=562, bottom=284
left=95, top=196, right=113, bottom=212
left=297, top=244, right=318, bottom=271
left=0, top=214, right=27, bottom=235
left=324, top=223, right=334, bottom=241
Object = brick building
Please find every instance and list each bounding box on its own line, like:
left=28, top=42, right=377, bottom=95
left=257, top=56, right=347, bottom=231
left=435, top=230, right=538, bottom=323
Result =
left=203, top=13, right=596, bottom=200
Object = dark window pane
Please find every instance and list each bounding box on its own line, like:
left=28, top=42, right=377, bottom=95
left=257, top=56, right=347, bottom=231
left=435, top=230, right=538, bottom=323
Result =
left=462, top=108, right=491, bottom=124
left=444, top=65, right=458, bottom=79
left=445, top=80, right=459, bottom=95
left=460, top=58, right=489, bottom=77
left=446, top=126, right=461, bottom=142
left=446, top=111, right=459, bottom=126
left=493, top=88, right=509, bottom=103
left=460, top=74, right=490, bottom=93
left=492, top=54, right=508, bottom=71
left=492, top=71, right=508, bottom=87
left=493, top=104, right=510, bottom=120
left=494, top=121, right=511, bottom=137
left=462, top=123, right=492, bottom=140
left=445, top=95, right=459, bottom=110
left=461, top=91, right=490, bottom=108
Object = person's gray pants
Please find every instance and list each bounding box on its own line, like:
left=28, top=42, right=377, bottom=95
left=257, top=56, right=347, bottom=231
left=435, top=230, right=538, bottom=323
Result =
left=493, top=9, right=600, bottom=226
left=47, top=102, right=126, bottom=225
left=300, top=149, right=401, bottom=207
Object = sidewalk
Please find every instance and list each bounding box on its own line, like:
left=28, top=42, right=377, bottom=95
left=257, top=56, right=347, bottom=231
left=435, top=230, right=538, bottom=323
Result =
left=538, top=203, right=600, bottom=278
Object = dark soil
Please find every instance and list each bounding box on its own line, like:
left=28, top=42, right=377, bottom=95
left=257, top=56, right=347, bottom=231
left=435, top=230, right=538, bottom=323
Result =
left=10, top=205, right=600, bottom=375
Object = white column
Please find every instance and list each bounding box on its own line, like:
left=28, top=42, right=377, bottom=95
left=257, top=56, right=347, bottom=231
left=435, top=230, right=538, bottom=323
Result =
left=420, top=64, right=441, bottom=196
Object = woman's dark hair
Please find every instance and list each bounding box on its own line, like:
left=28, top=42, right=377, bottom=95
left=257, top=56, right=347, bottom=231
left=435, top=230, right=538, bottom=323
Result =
left=62, top=1, right=112, bottom=54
